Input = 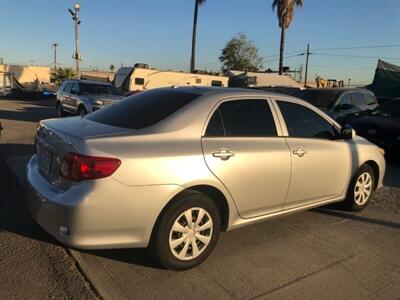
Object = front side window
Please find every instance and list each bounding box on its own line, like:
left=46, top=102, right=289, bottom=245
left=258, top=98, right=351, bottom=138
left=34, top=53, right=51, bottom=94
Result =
left=352, top=92, right=366, bottom=106
left=277, top=101, right=337, bottom=139
left=70, top=83, right=79, bottom=95
left=63, top=83, right=72, bottom=93
left=365, top=94, right=377, bottom=105
left=339, top=93, right=352, bottom=105
left=205, top=100, right=277, bottom=137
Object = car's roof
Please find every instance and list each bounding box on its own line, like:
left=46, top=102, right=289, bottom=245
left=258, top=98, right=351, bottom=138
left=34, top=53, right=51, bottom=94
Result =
left=63, top=79, right=112, bottom=85
left=154, top=86, right=291, bottom=99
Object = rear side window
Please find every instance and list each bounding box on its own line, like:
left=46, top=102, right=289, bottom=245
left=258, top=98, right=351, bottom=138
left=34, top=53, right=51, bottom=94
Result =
left=277, top=101, right=336, bottom=139
left=352, top=92, right=366, bottom=106
left=205, top=100, right=277, bottom=137
left=86, top=89, right=200, bottom=129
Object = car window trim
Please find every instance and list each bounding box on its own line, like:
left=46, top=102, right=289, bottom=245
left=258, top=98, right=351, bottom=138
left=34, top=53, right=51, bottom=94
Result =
left=201, top=96, right=284, bottom=138
left=271, top=97, right=341, bottom=139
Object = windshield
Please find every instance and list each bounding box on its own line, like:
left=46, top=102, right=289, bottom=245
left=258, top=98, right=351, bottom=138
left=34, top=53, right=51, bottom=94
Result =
left=86, top=89, right=201, bottom=129
left=371, top=100, right=400, bottom=117
left=80, top=83, right=121, bottom=95
left=298, top=90, right=341, bottom=111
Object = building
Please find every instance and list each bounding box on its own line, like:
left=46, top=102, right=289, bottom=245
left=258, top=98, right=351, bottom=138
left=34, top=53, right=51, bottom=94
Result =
left=224, top=70, right=303, bottom=89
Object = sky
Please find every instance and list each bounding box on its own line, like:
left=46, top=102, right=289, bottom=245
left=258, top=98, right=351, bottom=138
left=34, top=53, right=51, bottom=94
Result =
left=1, top=0, right=399, bottom=85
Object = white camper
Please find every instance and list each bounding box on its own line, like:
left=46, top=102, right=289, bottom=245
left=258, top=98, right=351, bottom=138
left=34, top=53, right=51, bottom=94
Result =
left=114, top=64, right=228, bottom=93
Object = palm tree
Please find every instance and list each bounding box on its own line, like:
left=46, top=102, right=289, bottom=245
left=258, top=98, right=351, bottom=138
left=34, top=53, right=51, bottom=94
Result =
left=55, top=67, right=75, bottom=84
left=272, top=0, right=303, bottom=75
left=190, top=0, right=206, bottom=73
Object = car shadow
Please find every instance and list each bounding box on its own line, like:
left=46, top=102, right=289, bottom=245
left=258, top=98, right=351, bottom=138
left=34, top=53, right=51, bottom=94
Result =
left=79, top=248, right=162, bottom=269
left=314, top=208, right=400, bottom=229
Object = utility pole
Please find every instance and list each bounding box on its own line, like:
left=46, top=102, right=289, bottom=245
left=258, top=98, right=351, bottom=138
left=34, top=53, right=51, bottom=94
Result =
left=52, top=43, right=58, bottom=75
left=190, top=0, right=199, bottom=73
left=68, top=3, right=81, bottom=79
left=304, top=43, right=310, bottom=88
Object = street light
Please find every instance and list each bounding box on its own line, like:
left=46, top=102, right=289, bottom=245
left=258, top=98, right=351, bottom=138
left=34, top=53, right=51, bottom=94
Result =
left=68, top=3, right=81, bottom=79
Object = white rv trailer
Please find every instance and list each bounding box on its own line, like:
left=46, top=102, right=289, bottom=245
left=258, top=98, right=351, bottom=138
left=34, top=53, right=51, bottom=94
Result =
left=114, top=64, right=228, bottom=93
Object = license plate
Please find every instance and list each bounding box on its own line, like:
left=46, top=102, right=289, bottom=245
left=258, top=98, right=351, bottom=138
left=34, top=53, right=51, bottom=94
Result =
left=37, top=142, right=52, bottom=175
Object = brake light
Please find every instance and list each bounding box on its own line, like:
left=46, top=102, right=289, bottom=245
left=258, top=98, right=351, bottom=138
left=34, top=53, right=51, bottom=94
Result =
left=60, top=152, right=121, bottom=181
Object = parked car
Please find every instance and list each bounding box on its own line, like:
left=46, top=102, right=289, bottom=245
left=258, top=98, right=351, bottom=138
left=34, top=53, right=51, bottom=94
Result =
left=56, top=79, right=124, bottom=117
left=349, top=99, right=400, bottom=156
left=26, top=87, right=385, bottom=270
left=296, top=88, right=378, bottom=125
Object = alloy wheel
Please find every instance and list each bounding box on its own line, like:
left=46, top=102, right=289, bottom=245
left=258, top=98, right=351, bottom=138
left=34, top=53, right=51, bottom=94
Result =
left=169, top=207, right=213, bottom=261
left=354, top=172, right=372, bottom=205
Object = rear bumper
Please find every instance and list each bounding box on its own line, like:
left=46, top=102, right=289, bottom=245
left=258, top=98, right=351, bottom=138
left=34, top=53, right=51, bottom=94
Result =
left=25, top=155, right=182, bottom=249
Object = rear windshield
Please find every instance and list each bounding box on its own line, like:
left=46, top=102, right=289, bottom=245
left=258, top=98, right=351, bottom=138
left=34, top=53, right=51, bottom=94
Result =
left=298, top=90, right=341, bottom=111
left=86, top=89, right=200, bottom=129
left=80, top=83, right=121, bottom=95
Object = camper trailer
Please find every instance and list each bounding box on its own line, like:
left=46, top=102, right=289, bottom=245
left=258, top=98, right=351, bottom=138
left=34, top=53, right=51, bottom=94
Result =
left=114, top=63, right=228, bottom=94
left=0, top=72, right=12, bottom=97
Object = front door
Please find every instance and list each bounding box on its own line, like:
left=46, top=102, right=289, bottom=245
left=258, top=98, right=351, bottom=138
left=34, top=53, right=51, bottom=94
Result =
left=201, top=98, right=291, bottom=218
left=275, top=99, right=351, bottom=210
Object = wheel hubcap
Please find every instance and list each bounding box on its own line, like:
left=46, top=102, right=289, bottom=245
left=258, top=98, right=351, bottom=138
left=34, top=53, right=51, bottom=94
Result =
left=169, top=207, right=213, bottom=261
left=354, top=172, right=372, bottom=205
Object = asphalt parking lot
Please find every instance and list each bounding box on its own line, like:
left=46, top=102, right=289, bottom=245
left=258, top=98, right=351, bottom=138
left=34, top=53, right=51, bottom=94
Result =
left=1, top=96, right=400, bottom=299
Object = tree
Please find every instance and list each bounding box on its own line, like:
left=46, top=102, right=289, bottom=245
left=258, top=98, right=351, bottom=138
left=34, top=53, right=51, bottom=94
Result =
left=272, top=0, right=303, bottom=74
left=109, top=64, right=115, bottom=72
left=190, top=0, right=206, bottom=73
left=55, top=67, right=75, bottom=84
left=219, top=33, right=263, bottom=72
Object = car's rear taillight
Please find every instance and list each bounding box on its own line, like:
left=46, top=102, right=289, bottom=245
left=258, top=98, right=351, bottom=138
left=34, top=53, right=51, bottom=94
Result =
left=60, top=152, right=121, bottom=181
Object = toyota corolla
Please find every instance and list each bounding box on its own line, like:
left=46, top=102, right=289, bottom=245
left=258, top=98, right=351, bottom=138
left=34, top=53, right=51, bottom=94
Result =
left=26, top=87, right=385, bottom=270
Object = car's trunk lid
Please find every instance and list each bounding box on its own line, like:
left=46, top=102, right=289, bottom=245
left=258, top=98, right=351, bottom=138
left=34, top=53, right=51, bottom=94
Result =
left=35, top=117, right=130, bottom=189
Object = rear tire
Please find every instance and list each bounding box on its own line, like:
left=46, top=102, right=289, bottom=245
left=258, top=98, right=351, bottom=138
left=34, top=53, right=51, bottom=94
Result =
left=344, top=164, right=375, bottom=211
left=56, top=102, right=65, bottom=118
left=151, top=190, right=221, bottom=271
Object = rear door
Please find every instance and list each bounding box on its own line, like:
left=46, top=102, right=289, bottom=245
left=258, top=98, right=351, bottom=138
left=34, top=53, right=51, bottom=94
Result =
left=273, top=99, right=351, bottom=210
left=201, top=98, right=291, bottom=218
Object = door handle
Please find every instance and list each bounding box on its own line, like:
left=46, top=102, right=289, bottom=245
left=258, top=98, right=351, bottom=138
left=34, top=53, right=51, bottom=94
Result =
left=292, top=147, right=307, bottom=157
left=212, top=149, right=235, bottom=161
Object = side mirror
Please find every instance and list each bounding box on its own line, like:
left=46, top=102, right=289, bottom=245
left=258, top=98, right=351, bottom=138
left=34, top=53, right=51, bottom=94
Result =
left=340, top=126, right=355, bottom=140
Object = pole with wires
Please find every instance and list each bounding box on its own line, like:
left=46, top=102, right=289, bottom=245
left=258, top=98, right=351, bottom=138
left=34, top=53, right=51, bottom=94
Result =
left=68, top=3, right=81, bottom=79
left=52, top=43, right=58, bottom=76
left=304, top=43, right=310, bottom=88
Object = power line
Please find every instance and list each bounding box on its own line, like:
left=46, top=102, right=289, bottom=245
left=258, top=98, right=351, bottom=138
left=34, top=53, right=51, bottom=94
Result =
left=313, top=53, right=400, bottom=60
left=312, top=44, right=400, bottom=51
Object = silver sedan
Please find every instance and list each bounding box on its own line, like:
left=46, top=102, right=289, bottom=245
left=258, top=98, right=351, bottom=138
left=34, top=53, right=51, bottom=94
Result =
left=26, top=87, right=385, bottom=270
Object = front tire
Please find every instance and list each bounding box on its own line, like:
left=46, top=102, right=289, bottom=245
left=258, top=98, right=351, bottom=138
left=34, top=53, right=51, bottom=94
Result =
left=78, top=106, right=87, bottom=117
left=56, top=102, right=65, bottom=118
left=344, top=164, right=375, bottom=211
left=151, top=190, right=221, bottom=271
